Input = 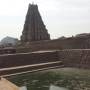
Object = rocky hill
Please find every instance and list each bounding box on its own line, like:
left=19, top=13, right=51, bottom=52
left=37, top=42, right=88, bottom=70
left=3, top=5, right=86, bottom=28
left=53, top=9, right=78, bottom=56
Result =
left=0, top=36, right=18, bottom=46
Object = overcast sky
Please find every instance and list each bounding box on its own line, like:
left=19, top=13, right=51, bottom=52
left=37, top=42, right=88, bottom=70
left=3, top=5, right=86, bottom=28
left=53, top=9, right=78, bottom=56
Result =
left=0, top=0, right=90, bottom=40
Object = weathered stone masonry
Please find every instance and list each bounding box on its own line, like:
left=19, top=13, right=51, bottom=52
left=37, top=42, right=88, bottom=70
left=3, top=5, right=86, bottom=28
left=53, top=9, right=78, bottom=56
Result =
left=58, top=49, right=90, bottom=69
left=0, top=50, right=90, bottom=69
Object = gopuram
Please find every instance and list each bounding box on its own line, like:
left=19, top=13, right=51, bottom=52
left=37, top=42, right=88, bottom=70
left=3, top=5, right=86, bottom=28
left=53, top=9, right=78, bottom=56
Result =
left=21, top=3, right=50, bottom=42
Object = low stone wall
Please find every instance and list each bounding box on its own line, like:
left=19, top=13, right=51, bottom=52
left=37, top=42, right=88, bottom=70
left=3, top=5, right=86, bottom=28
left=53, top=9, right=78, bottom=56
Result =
left=17, top=36, right=90, bottom=53
left=0, top=49, right=90, bottom=69
left=0, top=51, right=59, bottom=68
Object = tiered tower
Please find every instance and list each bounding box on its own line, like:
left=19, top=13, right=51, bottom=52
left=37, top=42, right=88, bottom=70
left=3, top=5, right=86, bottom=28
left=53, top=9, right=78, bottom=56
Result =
left=21, top=3, right=50, bottom=42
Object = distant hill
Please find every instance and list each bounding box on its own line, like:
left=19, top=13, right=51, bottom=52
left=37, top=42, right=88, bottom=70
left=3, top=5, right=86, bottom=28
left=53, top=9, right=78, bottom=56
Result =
left=75, top=33, right=90, bottom=37
left=0, top=36, right=18, bottom=46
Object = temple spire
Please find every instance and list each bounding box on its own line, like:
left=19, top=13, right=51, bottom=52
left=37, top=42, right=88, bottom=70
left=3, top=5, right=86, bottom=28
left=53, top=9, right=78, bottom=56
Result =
left=21, top=3, right=50, bottom=42
left=32, top=1, right=34, bottom=4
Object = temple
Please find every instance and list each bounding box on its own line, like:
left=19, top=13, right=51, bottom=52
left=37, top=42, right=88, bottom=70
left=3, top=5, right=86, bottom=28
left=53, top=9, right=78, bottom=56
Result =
left=21, top=3, right=50, bottom=42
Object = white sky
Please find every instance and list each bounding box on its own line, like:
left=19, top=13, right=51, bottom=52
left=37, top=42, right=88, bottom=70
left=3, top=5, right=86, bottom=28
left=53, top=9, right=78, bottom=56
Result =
left=0, top=0, right=90, bottom=40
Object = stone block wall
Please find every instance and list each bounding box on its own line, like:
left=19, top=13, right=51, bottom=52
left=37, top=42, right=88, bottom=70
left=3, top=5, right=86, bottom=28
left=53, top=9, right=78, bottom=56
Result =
left=0, top=50, right=90, bottom=69
left=18, top=36, right=90, bottom=53
left=58, top=49, right=90, bottom=69
left=0, top=51, right=59, bottom=68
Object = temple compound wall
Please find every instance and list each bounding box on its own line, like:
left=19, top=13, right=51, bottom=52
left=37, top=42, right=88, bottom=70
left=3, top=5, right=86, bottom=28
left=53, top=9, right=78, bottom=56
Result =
left=17, top=34, right=90, bottom=53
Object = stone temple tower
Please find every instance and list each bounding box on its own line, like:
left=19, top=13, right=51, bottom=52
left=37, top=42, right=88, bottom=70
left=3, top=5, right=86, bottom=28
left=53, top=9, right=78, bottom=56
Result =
left=21, top=3, right=50, bottom=42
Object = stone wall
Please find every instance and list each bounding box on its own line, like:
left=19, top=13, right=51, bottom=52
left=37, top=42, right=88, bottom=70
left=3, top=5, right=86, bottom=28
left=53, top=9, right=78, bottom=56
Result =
left=0, top=51, right=59, bottom=68
left=0, top=50, right=90, bottom=69
left=17, top=36, right=90, bottom=53
left=58, top=49, right=90, bottom=69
